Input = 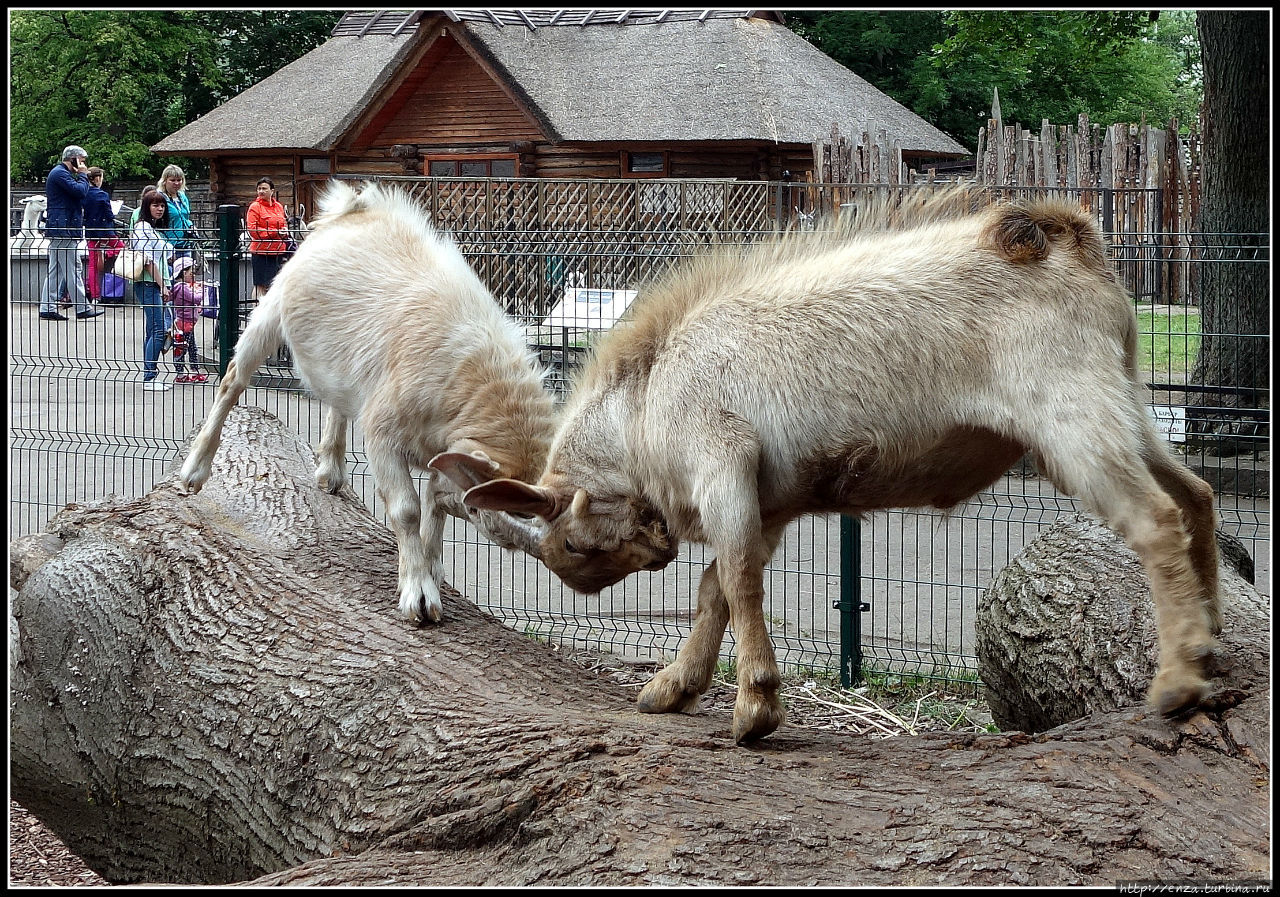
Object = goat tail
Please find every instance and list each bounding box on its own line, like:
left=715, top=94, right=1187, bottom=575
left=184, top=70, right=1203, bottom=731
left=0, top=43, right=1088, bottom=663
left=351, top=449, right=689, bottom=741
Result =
left=312, top=178, right=364, bottom=225
left=984, top=200, right=1111, bottom=276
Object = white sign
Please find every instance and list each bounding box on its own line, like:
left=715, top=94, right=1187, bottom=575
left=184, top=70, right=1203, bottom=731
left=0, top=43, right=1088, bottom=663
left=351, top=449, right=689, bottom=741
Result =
left=540, top=287, right=638, bottom=330
left=1148, top=404, right=1187, bottom=443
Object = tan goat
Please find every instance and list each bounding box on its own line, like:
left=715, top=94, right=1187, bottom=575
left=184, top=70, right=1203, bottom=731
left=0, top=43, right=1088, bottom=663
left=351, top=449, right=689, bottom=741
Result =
left=180, top=179, right=554, bottom=624
left=441, top=187, right=1222, bottom=743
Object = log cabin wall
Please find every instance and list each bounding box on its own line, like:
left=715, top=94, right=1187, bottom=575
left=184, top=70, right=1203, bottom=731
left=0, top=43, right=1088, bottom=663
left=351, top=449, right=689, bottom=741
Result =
left=529, top=144, right=815, bottom=181
left=211, top=157, right=301, bottom=215
left=206, top=142, right=822, bottom=215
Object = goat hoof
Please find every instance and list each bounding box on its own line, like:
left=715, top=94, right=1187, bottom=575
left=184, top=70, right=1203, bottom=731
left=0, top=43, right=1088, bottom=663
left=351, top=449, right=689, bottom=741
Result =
left=315, top=472, right=346, bottom=494
left=1206, top=602, right=1225, bottom=637
left=1149, top=670, right=1209, bottom=718
left=731, top=692, right=785, bottom=744
left=177, top=467, right=207, bottom=495
left=637, top=671, right=703, bottom=714
left=399, top=590, right=443, bottom=627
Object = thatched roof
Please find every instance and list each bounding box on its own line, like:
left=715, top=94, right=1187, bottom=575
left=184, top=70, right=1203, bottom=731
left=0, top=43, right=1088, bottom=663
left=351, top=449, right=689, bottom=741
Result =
left=153, top=10, right=966, bottom=156
left=153, top=32, right=418, bottom=153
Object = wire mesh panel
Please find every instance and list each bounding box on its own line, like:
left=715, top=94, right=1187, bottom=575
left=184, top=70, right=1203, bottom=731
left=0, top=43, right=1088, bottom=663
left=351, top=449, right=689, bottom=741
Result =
left=8, top=178, right=1270, bottom=687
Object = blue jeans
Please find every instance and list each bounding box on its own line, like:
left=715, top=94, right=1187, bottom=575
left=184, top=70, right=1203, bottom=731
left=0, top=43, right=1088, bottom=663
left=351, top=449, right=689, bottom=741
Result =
left=136, top=281, right=167, bottom=380
left=41, top=238, right=91, bottom=314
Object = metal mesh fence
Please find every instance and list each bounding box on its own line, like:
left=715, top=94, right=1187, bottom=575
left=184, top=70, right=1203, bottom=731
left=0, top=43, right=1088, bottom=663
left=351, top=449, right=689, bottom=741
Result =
left=9, top=177, right=1270, bottom=685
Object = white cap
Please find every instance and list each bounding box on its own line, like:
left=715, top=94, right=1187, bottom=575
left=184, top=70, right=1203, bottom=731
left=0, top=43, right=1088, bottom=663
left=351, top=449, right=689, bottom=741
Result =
left=171, top=256, right=197, bottom=280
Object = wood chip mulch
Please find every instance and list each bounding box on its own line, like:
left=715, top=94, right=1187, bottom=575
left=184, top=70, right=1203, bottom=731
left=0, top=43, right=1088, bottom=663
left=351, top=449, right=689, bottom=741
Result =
left=9, top=800, right=109, bottom=887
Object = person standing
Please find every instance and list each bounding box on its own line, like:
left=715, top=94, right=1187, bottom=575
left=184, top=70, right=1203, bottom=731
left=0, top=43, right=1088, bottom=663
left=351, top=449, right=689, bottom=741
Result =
left=83, top=166, right=116, bottom=302
left=168, top=256, right=209, bottom=383
left=157, top=164, right=192, bottom=254
left=40, top=145, right=103, bottom=321
left=131, top=193, right=176, bottom=391
left=245, top=176, right=289, bottom=302
left=130, top=184, right=158, bottom=226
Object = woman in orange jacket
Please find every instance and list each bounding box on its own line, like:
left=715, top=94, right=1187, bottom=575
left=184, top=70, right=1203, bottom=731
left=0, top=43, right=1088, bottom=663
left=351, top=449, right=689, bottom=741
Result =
left=245, top=176, right=290, bottom=301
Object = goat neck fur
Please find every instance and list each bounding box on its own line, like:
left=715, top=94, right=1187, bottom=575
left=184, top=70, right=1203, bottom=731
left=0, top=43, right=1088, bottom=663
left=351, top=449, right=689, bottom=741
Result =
left=179, top=179, right=555, bottom=625
left=461, top=185, right=1222, bottom=744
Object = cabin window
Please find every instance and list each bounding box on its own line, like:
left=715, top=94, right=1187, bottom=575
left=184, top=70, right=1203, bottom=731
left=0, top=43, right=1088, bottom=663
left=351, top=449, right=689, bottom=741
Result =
left=622, top=151, right=668, bottom=178
left=301, top=157, right=330, bottom=174
left=426, top=156, right=518, bottom=177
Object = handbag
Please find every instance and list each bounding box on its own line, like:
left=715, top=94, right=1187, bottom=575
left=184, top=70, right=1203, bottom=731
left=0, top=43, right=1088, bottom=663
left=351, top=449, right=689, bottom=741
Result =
left=200, top=282, right=220, bottom=319
left=114, top=248, right=146, bottom=281
left=101, top=272, right=126, bottom=300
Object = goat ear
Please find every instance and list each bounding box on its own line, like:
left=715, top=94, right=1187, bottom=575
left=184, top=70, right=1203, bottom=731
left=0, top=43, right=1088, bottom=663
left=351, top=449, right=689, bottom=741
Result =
left=464, top=479, right=562, bottom=521
left=428, top=451, right=501, bottom=490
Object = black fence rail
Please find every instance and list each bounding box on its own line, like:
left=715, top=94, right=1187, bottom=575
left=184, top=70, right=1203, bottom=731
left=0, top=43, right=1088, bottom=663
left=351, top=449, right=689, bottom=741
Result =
left=8, top=177, right=1270, bottom=687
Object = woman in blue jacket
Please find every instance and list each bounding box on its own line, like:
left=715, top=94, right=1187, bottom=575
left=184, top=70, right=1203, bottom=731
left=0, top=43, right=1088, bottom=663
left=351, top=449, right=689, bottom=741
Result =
left=157, top=164, right=192, bottom=253
left=83, top=166, right=117, bottom=302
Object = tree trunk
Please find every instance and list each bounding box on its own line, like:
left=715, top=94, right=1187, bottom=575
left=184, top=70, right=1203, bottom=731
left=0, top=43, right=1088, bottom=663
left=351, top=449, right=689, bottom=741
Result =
left=10, top=407, right=1271, bottom=886
left=1190, top=11, right=1270, bottom=450
left=976, top=512, right=1265, bottom=734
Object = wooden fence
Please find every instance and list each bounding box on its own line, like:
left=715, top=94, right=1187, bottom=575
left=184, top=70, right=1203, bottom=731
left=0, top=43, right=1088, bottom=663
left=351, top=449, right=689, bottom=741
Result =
left=808, top=108, right=1204, bottom=306
left=975, top=106, right=1201, bottom=306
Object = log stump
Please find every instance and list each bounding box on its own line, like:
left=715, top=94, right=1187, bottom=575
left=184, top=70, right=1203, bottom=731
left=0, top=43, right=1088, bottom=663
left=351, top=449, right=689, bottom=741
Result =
left=977, top=512, right=1267, bottom=735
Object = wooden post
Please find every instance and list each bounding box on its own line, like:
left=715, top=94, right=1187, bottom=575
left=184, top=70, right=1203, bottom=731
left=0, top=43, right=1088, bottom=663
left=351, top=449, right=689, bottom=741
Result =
left=975, top=126, right=987, bottom=185
left=1041, top=120, right=1057, bottom=191
left=1014, top=126, right=1027, bottom=187
left=1065, top=124, right=1078, bottom=190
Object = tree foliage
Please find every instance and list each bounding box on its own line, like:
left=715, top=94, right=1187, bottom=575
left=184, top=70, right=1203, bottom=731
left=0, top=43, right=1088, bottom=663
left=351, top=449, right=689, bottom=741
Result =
left=788, top=10, right=1202, bottom=150
left=9, top=10, right=1209, bottom=179
left=8, top=9, right=341, bottom=181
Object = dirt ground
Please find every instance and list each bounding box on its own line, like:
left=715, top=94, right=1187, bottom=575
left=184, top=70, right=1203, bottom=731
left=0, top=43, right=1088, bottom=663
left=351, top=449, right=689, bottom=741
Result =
left=8, top=645, right=991, bottom=887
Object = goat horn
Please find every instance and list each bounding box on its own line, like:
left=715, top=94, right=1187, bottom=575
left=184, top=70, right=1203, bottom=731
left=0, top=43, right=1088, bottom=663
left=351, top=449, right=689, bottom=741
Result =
left=434, top=491, right=546, bottom=559
left=489, top=511, right=547, bottom=560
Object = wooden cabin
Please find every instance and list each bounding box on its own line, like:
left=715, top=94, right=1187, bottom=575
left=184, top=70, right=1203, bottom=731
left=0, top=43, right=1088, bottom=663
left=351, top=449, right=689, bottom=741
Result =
left=152, top=9, right=967, bottom=217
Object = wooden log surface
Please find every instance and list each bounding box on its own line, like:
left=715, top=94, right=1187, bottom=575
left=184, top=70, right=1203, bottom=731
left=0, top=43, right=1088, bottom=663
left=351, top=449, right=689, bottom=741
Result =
left=9, top=406, right=1271, bottom=886
left=978, top=512, right=1267, bottom=734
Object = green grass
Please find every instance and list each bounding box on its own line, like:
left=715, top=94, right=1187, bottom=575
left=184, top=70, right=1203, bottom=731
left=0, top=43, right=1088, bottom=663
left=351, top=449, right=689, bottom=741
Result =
left=1136, top=309, right=1201, bottom=378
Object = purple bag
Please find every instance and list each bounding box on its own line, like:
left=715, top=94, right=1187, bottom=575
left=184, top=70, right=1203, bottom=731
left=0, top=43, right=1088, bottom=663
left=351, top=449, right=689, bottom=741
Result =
left=101, top=272, right=126, bottom=299
left=200, top=283, right=219, bottom=319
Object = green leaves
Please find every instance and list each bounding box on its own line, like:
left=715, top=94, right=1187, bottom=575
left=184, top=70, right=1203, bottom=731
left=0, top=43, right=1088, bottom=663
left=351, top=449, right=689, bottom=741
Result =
left=9, top=10, right=339, bottom=180
left=788, top=11, right=1203, bottom=151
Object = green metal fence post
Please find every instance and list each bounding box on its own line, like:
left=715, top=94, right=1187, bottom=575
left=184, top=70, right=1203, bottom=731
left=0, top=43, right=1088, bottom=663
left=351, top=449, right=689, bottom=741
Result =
left=216, top=204, right=241, bottom=377
left=837, top=514, right=865, bottom=687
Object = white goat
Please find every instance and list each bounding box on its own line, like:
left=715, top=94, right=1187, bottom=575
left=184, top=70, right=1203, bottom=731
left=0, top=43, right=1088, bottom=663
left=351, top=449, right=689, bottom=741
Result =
left=180, top=179, right=555, bottom=624
left=12, top=195, right=49, bottom=253
left=444, top=187, right=1222, bottom=743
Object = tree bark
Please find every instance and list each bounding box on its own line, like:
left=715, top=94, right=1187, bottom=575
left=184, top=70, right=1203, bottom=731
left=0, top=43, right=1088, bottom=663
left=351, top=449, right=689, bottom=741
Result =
left=976, top=512, right=1265, bottom=734
left=10, top=407, right=1270, bottom=887
left=1190, top=11, right=1270, bottom=448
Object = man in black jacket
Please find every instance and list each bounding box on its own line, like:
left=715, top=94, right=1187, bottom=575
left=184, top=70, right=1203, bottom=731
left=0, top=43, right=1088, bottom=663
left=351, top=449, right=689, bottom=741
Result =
left=40, top=144, right=103, bottom=321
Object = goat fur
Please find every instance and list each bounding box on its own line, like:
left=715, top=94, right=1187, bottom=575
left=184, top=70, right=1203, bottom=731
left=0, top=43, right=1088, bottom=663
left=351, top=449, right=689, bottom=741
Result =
left=450, top=186, right=1222, bottom=743
left=180, top=180, right=555, bottom=624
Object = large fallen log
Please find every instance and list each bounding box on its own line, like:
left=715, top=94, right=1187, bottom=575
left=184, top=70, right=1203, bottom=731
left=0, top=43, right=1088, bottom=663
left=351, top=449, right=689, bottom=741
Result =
left=9, top=406, right=1270, bottom=886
